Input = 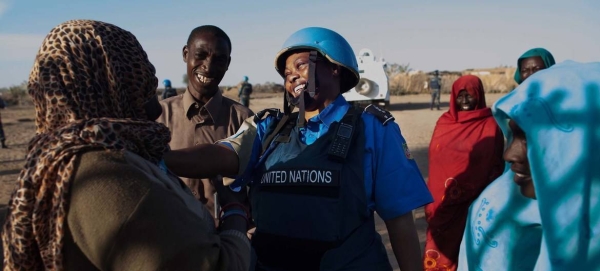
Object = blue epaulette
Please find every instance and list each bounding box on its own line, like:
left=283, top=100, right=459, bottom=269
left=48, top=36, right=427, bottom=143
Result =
left=363, top=104, right=394, bottom=125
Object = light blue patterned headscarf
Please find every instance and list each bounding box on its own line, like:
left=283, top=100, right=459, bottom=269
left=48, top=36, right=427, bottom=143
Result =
left=457, top=170, right=542, bottom=270
left=459, top=61, right=600, bottom=270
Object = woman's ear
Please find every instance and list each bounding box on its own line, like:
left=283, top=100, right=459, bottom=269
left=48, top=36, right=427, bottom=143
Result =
left=332, top=65, right=341, bottom=76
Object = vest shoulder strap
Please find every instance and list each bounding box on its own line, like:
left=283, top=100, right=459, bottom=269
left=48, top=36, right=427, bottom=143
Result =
left=254, top=108, right=281, bottom=122
left=260, top=111, right=298, bottom=153
left=260, top=105, right=363, bottom=160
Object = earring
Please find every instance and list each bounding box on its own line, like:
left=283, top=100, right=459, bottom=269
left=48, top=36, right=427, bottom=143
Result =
left=333, top=66, right=340, bottom=76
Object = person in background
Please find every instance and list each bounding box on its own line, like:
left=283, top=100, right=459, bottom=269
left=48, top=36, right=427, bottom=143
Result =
left=157, top=25, right=253, bottom=222
left=161, top=79, right=178, bottom=100
left=1, top=19, right=250, bottom=271
left=424, top=75, right=504, bottom=271
left=430, top=70, right=442, bottom=110
left=238, top=76, right=253, bottom=107
left=0, top=94, right=7, bottom=148
left=514, top=48, right=555, bottom=84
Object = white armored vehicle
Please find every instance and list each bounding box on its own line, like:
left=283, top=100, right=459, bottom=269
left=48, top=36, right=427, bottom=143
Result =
left=342, top=48, right=390, bottom=109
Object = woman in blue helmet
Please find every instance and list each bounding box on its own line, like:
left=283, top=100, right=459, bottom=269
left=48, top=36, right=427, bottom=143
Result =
left=164, top=27, right=433, bottom=271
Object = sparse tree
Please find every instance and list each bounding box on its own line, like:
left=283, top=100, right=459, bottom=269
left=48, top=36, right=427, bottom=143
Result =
left=183, top=74, right=189, bottom=85
left=1, top=81, right=29, bottom=106
left=385, top=63, right=412, bottom=78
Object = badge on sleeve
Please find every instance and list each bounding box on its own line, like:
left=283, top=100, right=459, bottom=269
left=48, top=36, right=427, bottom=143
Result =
left=402, top=143, right=414, bottom=160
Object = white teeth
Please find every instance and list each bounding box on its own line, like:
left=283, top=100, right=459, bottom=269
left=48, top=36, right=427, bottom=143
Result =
left=196, top=74, right=213, bottom=84
left=516, top=173, right=527, bottom=177
left=294, top=84, right=306, bottom=94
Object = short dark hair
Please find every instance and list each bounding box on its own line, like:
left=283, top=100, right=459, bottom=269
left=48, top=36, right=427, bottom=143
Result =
left=186, top=25, right=232, bottom=53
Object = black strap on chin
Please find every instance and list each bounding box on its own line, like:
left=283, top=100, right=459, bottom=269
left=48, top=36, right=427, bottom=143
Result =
left=297, top=90, right=306, bottom=128
left=307, top=50, right=318, bottom=98
left=283, top=91, right=295, bottom=116
left=297, top=50, right=318, bottom=129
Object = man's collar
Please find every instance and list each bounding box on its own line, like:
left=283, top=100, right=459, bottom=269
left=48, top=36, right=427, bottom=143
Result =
left=183, top=88, right=223, bottom=121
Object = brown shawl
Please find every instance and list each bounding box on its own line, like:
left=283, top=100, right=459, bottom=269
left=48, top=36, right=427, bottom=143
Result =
left=2, top=20, right=171, bottom=270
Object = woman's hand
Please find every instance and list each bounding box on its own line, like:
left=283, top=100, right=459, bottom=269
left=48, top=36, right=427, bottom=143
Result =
left=213, top=177, right=248, bottom=206
left=214, top=178, right=251, bottom=233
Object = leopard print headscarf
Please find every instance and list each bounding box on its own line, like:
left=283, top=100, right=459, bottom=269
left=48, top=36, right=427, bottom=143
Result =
left=2, top=20, right=171, bottom=270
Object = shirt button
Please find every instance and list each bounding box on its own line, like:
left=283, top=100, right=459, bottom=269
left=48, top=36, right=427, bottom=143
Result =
left=194, top=103, right=199, bottom=109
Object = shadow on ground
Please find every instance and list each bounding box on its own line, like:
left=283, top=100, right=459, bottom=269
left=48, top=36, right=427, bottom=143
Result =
left=374, top=145, right=431, bottom=270
left=388, top=101, right=450, bottom=111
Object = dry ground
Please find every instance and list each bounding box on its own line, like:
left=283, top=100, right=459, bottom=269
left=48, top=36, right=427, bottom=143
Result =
left=0, top=92, right=506, bottom=270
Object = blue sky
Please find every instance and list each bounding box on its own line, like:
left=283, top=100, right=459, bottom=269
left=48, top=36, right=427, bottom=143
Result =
left=0, top=0, right=598, bottom=88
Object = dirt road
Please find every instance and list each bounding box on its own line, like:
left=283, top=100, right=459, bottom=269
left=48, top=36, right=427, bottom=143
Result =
left=0, top=92, right=507, bottom=270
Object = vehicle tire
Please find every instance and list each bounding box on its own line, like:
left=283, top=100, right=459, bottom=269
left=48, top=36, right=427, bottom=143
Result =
left=355, top=78, right=375, bottom=95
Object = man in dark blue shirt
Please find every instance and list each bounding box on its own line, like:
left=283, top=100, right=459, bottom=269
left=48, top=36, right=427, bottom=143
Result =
left=238, top=76, right=252, bottom=107
left=429, top=70, right=442, bottom=110
left=161, top=79, right=178, bottom=100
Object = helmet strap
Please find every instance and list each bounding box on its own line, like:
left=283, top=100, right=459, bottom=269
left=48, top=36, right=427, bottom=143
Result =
left=283, top=91, right=295, bottom=115
left=297, top=89, right=306, bottom=128
left=297, top=50, right=318, bottom=129
left=307, top=50, right=318, bottom=98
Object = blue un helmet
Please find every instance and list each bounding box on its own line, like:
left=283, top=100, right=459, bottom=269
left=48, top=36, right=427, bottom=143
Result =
left=163, top=79, right=171, bottom=88
left=243, top=76, right=249, bottom=82
left=274, top=27, right=359, bottom=93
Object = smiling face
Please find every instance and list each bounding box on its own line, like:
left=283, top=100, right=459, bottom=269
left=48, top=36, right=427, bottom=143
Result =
left=455, top=90, right=478, bottom=111
left=504, top=119, right=535, bottom=199
left=283, top=51, right=341, bottom=112
left=182, top=32, right=231, bottom=102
